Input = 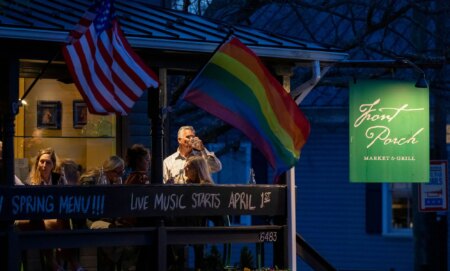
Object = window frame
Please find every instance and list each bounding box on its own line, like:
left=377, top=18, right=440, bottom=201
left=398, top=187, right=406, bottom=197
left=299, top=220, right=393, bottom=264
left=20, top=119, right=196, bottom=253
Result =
left=381, top=183, right=413, bottom=238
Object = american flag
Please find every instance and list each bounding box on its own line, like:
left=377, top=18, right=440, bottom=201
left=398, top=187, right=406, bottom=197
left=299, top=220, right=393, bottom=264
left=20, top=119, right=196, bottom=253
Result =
left=62, top=0, right=159, bottom=115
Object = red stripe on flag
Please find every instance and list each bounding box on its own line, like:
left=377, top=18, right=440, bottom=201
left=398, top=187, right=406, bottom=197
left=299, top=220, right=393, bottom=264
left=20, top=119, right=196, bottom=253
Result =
left=111, top=72, right=140, bottom=101
left=114, top=21, right=159, bottom=86
left=73, top=28, right=115, bottom=113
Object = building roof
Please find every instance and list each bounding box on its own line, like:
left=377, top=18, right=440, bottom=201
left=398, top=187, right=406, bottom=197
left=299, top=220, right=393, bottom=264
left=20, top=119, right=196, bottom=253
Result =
left=0, top=0, right=347, bottom=63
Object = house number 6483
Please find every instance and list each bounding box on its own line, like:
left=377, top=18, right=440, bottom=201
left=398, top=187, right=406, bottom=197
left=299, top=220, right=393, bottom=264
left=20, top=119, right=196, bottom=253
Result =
left=259, top=232, right=277, bottom=242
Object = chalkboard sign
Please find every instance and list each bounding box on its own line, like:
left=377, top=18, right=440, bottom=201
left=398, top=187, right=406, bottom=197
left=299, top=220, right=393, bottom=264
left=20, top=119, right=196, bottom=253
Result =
left=0, top=184, right=286, bottom=220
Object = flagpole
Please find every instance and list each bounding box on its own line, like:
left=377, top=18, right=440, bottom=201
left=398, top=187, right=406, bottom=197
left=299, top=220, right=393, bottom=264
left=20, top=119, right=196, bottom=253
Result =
left=287, top=167, right=297, bottom=270
left=21, top=51, right=60, bottom=102
left=13, top=51, right=60, bottom=115
left=282, top=72, right=297, bottom=271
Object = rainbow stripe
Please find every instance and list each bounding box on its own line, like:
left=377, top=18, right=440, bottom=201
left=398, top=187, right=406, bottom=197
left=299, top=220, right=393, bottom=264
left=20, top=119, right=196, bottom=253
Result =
left=183, top=37, right=310, bottom=176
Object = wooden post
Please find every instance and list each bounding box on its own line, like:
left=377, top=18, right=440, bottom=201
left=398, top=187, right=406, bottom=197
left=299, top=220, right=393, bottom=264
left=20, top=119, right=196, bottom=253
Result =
left=148, top=69, right=165, bottom=183
left=158, top=221, right=167, bottom=271
left=0, top=56, right=19, bottom=271
left=276, top=64, right=295, bottom=270
left=412, top=2, right=447, bottom=270
left=0, top=57, right=19, bottom=186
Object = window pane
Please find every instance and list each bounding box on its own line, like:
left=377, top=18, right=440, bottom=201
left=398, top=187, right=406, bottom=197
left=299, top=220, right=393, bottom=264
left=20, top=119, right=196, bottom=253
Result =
left=14, top=78, right=116, bottom=181
left=391, top=183, right=413, bottom=229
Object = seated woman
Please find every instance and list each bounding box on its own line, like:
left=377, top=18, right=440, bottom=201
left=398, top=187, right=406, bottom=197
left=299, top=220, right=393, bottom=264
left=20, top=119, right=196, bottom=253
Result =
left=125, top=144, right=151, bottom=185
left=184, top=156, right=228, bottom=224
left=22, top=148, right=83, bottom=270
left=55, top=159, right=85, bottom=270
left=79, top=156, right=134, bottom=270
left=27, top=147, right=61, bottom=186
left=179, top=155, right=214, bottom=228
left=79, top=156, right=126, bottom=229
left=184, top=155, right=214, bottom=184
left=177, top=156, right=215, bottom=270
left=59, top=159, right=81, bottom=185
left=79, top=155, right=125, bottom=186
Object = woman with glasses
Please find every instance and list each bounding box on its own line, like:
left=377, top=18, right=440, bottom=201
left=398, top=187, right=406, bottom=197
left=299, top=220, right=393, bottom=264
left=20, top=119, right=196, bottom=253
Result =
left=79, top=155, right=125, bottom=185
left=80, top=155, right=130, bottom=270
left=102, top=155, right=125, bottom=184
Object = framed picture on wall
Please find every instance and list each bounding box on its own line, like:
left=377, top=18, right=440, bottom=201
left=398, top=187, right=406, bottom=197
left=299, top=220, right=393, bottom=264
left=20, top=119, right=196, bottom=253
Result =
left=37, top=101, right=62, bottom=129
left=73, top=100, right=88, bottom=128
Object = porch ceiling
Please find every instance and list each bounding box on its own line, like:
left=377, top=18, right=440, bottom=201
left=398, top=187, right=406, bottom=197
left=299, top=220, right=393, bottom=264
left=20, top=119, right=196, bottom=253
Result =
left=0, top=0, right=348, bottom=63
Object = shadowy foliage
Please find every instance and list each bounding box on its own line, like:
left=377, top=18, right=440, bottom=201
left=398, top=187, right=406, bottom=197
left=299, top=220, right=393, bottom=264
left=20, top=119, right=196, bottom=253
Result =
left=238, top=246, right=255, bottom=270
left=203, top=245, right=224, bottom=271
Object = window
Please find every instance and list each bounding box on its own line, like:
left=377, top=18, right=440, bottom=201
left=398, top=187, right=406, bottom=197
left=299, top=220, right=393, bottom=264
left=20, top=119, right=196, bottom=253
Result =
left=382, top=183, right=413, bottom=237
left=14, top=78, right=117, bottom=181
left=447, top=124, right=450, bottom=144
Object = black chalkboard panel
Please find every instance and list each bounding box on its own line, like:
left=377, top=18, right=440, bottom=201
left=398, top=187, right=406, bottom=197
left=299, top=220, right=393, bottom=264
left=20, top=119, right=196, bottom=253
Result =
left=0, top=184, right=286, bottom=220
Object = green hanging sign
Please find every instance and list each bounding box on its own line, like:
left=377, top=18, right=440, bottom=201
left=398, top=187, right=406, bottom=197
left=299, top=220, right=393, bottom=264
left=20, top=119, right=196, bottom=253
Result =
left=349, top=80, right=429, bottom=183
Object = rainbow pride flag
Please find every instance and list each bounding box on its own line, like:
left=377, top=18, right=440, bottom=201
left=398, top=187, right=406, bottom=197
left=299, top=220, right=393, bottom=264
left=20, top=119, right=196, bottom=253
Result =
left=182, top=37, right=310, bottom=177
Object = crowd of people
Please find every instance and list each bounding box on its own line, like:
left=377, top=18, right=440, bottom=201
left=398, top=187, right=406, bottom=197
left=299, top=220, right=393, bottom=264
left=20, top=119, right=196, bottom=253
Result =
left=1, top=125, right=223, bottom=270
left=5, top=125, right=221, bottom=187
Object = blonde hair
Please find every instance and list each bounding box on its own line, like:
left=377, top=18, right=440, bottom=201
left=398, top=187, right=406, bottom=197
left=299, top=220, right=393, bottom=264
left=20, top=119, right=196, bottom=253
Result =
left=185, top=156, right=213, bottom=184
left=79, top=156, right=124, bottom=185
left=79, top=168, right=100, bottom=183
left=103, top=155, right=124, bottom=172
left=29, top=147, right=58, bottom=185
